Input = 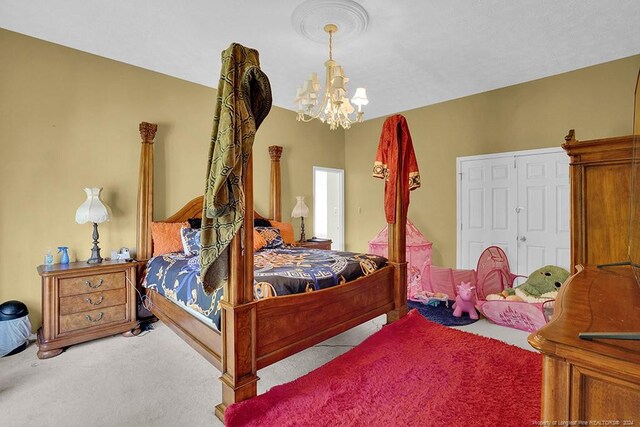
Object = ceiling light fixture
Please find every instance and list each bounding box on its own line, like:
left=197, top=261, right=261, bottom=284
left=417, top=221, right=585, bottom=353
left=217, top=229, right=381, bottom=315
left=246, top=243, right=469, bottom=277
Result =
left=294, top=24, right=368, bottom=130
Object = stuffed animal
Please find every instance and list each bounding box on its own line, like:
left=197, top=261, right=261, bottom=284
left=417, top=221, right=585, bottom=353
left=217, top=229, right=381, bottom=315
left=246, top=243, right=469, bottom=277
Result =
left=485, top=265, right=570, bottom=303
left=452, top=282, right=478, bottom=319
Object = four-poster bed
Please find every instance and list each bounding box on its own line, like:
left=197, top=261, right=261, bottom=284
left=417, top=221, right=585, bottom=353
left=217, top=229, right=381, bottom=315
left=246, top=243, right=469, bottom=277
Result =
left=135, top=121, right=409, bottom=421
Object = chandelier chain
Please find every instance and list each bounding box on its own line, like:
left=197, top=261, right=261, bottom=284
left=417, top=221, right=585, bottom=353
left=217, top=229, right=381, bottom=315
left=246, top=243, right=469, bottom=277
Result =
left=329, top=29, right=333, bottom=61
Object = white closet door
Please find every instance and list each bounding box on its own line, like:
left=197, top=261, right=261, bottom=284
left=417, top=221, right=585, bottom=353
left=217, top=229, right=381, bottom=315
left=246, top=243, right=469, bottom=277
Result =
left=458, top=157, right=517, bottom=270
left=516, top=152, right=571, bottom=275
left=457, top=148, right=570, bottom=278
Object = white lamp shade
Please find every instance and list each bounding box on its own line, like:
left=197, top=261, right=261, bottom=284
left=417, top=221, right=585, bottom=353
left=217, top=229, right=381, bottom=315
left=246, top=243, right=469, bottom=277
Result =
left=291, top=196, right=310, bottom=218
left=351, top=87, right=369, bottom=106
left=331, top=75, right=346, bottom=91
left=310, top=72, right=321, bottom=92
left=302, top=79, right=314, bottom=95
left=75, top=187, right=112, bottom=224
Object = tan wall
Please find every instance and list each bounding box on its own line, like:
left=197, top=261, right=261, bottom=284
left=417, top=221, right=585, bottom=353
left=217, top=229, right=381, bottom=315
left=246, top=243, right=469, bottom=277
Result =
left=0, top=29, right=344, bottom=328
left=345, top=55, right=640, bottom=267
left=2, top=27, right=638, bottom=328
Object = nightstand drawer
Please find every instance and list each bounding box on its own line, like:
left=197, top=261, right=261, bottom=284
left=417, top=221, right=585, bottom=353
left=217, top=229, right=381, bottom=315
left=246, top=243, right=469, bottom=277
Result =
left=295, top=240, right=332, bottom=250
left=59, top=305, right=126, bottom=334
left=59, top=288, right=127, bottom=315
left=59, top=271, right=125, bottom=297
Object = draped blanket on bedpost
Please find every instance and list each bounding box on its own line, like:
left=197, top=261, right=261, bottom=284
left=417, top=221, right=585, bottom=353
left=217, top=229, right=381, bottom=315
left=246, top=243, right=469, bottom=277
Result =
left=373, top=114, right=420, bottom=322
left=373, top=114, right=421, bottom=224
left=200, top=43, right=272, bottom=295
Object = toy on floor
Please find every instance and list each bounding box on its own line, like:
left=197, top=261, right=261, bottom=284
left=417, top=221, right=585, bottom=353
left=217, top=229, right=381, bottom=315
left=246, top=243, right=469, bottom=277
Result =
left=452, top=282, right=478, bottom=319
left=412, top=290, right=449, bottom=307
left=422, top=246, right=526, bottom=301
left=485, top=265, right=570, bottom=303
left=478, top=265, right=570, bottom=332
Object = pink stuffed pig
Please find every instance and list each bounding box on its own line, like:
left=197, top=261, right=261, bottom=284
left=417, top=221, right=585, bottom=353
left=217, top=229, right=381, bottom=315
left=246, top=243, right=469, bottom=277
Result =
left=452, top=282, right=479, bottom=319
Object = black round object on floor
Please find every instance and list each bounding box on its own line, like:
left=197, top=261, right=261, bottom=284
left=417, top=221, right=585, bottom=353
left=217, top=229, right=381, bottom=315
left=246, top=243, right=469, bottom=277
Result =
left=0, top=300, right=29, bottom=320
left=0, top=300, right=31, bottom=357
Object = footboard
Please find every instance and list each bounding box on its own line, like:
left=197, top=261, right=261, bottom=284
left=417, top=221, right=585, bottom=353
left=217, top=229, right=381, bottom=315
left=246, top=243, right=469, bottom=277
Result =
left=146, top=288, right=222, bottom=370
left=255, top=265, right=395, bottom=368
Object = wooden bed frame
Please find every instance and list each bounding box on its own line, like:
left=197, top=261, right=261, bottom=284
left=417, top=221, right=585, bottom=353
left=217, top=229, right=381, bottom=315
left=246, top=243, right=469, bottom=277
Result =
left=135, top=122, right=408, bottom=421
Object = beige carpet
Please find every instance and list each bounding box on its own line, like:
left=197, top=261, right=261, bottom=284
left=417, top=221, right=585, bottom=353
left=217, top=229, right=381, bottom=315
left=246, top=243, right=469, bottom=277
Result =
left=0, top=316, right=530, bottom=427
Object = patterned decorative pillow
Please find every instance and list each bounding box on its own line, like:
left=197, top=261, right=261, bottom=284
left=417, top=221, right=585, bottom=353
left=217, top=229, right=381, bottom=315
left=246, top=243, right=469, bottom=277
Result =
left=180, top=226, right=201, bottom=256
left=255, top=226, right=285, bottom=249
left=269, top=220, right=295, bottom=245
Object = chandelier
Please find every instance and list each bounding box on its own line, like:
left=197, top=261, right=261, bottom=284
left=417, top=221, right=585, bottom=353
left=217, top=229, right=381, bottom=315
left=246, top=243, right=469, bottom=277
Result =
left=294, top=24, right=368, bottom=130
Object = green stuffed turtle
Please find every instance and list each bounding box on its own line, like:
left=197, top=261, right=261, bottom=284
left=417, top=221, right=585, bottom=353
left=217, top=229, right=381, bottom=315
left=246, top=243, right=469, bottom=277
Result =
left=512, top=265, right=570, bottom=303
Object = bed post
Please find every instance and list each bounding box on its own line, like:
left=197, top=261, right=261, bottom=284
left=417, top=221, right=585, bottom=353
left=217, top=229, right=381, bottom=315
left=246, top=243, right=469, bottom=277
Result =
left=215, top=152, right=258, bottom=421
left=136, top=122, right=157, bottom=261
left=269, top=145, right=282, bottom=221
left=386, top=141, right=408, bottom=323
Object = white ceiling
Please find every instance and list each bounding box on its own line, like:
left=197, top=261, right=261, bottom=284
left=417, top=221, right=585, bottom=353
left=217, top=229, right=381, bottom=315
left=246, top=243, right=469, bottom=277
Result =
left=1, top=0, right=640, bottom=120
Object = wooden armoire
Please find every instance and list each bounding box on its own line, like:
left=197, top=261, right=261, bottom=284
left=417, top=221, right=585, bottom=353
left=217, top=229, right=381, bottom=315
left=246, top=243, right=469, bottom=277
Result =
left=528, top=72, right=640, bottom=423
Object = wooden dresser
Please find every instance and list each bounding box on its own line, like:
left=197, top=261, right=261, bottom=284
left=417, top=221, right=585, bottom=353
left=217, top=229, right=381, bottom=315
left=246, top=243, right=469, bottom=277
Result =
left=37, top=260, right=139, bottom=359
left=562, top=131, right=635, bottom=271
left=529, top=266, right=640, bottom=422
left=529, top=131, right=640, bottom=423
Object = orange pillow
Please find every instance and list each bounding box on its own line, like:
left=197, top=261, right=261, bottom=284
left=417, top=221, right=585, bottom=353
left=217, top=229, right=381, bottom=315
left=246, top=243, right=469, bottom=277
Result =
left=253, top=229, right=267, bottom=252
left=269, top=220, right=295, bottom=244
left=151, top=222, right=188, bottom=256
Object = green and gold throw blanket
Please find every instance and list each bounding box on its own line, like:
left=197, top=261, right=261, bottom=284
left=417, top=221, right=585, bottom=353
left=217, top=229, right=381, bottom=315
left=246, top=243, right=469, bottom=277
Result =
left=200, top=43, right=272, bottom=294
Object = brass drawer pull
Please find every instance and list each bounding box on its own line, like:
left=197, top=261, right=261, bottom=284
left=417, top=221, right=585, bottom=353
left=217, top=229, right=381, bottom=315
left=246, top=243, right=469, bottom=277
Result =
left=85, top=312, right=104, bottom=323
left=84, top=278, right=104, bottom=289
left=84, top=295, right=104, bottom=306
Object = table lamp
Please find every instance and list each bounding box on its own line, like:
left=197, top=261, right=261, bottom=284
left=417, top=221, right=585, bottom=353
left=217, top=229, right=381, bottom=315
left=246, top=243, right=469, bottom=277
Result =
left=291, top=196, right=310, bottom=242
left=75, top=187, right=112, bottom=264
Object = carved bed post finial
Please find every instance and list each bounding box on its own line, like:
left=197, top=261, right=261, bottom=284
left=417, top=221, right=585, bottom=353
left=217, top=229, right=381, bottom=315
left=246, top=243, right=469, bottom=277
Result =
left=268, top=145, right=282, bottom=161
left=137, top=122, right=158, bottom=261
left=139, top=122, right=158, bottom=143
left=268, top=145, right=283, bottom=221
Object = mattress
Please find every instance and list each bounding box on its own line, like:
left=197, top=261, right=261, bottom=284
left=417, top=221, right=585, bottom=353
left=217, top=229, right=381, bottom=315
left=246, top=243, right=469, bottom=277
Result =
left=142, top=247, right=387, bottom=331
left=143, top=253, right=224, bottom=328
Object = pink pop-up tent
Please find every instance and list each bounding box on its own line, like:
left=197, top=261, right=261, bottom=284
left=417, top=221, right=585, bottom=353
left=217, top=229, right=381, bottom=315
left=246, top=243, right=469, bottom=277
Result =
left=368, top=219, right=432, bottom=300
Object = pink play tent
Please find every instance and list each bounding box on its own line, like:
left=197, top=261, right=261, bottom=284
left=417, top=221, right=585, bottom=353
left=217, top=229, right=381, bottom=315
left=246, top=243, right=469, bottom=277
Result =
left=368, top=219, right=432, bottom=300
left=423, top=246, right=525, bottom=299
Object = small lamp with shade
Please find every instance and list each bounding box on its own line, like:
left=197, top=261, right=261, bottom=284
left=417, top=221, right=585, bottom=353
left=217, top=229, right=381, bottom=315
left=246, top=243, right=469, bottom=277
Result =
left=75, top=187, right=112, bottom=264
left=291, top=196, right=310, bottom=243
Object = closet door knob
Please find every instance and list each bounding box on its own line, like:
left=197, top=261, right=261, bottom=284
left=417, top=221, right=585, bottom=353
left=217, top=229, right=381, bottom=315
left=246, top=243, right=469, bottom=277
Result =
left=519, top=236, right=527, bottom=242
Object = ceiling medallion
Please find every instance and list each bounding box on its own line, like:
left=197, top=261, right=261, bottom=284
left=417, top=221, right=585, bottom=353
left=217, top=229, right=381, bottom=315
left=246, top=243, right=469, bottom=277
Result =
left=292, top=0, right=369, bottom=43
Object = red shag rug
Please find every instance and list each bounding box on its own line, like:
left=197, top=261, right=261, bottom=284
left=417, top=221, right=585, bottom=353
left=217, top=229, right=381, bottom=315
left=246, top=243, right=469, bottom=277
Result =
left=225, top=310, right=541, bottom=427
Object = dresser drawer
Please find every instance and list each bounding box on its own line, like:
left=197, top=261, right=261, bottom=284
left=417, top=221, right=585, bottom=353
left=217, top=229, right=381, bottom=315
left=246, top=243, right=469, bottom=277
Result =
left=59, top=288, right=127, bottom=316
left=59, top=271, right=125, bottom=297
left=59, top=305, right=127, bottom=334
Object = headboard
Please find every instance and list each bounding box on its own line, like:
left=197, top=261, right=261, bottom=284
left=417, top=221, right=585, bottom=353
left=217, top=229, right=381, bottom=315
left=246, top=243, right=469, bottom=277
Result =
left=162, top=195, right=269, bottom=223
left=135, top=121, right=282, bottom=260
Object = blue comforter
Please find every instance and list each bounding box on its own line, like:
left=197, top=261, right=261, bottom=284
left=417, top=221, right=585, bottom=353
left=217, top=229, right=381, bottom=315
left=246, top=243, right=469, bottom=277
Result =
left=143, top=247, right=387, bottom=331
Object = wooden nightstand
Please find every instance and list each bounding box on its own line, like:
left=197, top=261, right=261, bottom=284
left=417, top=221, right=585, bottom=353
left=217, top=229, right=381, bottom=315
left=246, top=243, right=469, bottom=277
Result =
left=294, top=239, right=332, bottom=250
left=36, top=260, right=139, bottom=359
